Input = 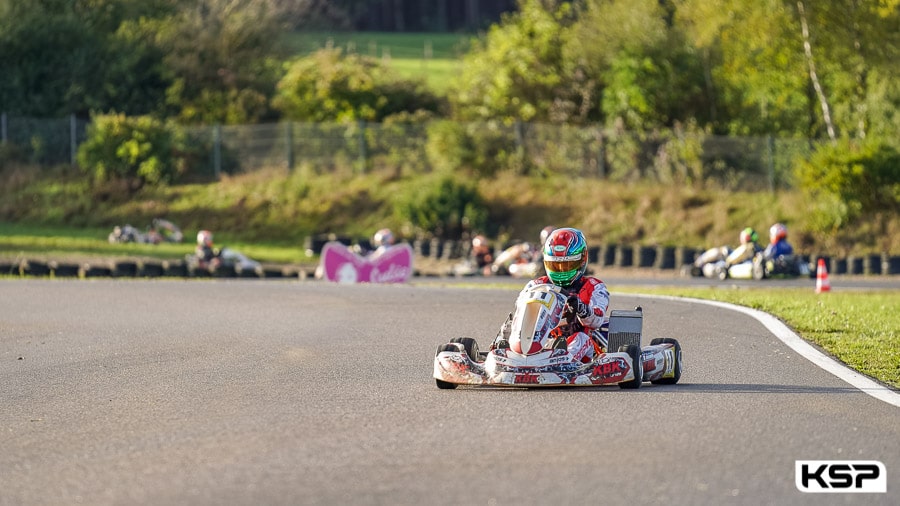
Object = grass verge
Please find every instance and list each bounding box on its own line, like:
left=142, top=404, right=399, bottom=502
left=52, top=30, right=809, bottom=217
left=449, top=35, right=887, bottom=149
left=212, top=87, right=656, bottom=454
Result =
left=0, top=223, right=310, bottom=265
left=616, top=286, right=900, bottom=390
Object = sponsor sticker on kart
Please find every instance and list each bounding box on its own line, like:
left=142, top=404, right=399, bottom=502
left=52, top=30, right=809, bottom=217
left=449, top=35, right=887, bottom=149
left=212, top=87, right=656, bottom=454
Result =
left=590, top=357, right=628, bottom=382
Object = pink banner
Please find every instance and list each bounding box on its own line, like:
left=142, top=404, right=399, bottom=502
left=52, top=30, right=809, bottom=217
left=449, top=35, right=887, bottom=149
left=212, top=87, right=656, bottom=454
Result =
left=320, top=242, right=414, bottom=283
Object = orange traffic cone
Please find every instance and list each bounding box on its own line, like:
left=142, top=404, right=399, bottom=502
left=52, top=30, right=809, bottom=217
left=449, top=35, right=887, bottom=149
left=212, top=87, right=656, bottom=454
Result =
left=815, top=258, right=831, bottom=293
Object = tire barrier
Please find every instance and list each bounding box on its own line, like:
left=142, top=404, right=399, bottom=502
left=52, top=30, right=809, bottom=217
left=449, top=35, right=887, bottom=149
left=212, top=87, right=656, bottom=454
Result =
left=637, top=246, right=657, bottom=268
left=656, top=246, right=677, bottom=270
left=886, top=255, right=900, bottom=275
left=0, top=258, right=310, bottom=280
left=3, top=239, right=899, bottom=279
left=615, top=245, right=633, bottom=268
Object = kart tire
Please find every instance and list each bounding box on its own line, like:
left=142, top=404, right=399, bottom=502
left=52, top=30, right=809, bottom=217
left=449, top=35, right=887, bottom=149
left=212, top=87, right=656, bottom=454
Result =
left=716, top=265, right=728, bottom=281
left=752, top=258, right=767, bottom=280
left=435, top=344, right=459, bottom=390
left=649, top=338, right=682, bottom=385
left=618, top=343, right=643, bottom=389
left=450, top=337, right=481, bottom=363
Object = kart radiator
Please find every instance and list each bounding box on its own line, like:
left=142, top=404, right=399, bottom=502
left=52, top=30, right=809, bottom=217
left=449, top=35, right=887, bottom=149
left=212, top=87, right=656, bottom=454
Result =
left=607, top=309, right=643, bottom=351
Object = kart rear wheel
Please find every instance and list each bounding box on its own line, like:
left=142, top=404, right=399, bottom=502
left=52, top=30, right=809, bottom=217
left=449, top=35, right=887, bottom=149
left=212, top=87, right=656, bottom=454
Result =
left=649, top=338, right=682, bottom=385
left=752, top=257, right=767, bottom=280
left=435, top=344, right=459, bottom=389
left=618, top=343, right=643, bottom=389
left=450, top=337, right=481, bottom=363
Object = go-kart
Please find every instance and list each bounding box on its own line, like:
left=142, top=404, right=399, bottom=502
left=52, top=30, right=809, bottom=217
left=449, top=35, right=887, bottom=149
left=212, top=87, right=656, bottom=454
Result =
left=185, top=246, right=262, bottom=276
left=433, top=284, right=682, bottom=389
left=759, top=254, right=812, bottom=279
left=721, top=253, right=811, bottom=280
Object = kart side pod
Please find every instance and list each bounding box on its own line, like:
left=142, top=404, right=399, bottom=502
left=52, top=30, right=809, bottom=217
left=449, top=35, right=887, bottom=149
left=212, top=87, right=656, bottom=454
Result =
left=607, top=307, right=643, bottom=351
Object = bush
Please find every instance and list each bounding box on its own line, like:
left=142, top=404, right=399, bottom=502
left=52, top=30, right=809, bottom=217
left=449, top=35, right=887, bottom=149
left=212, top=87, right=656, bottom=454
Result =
left=76, top=113, right=194, bottom=190
left=796, top=138, right=900, bottom=232
left=393, top=174, right=489, bottom=239
left=425, top=120, right=520, bottom=177
left=274, top=48, right=442, bottom=123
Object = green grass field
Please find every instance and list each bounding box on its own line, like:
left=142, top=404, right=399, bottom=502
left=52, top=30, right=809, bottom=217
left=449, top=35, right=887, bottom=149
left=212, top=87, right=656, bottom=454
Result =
left=0, top=223, right=308, bottom=265
left=283, top=31, right=470, bottom=93
left=284, top=31, right=473, bottom=59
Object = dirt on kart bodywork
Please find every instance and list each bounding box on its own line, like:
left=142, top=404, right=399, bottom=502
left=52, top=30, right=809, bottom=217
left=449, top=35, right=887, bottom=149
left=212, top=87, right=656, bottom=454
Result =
left=433, top=284, right=682, bottom=389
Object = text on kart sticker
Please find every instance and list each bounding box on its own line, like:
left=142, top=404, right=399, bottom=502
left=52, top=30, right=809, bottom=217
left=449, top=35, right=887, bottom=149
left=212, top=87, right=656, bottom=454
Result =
left=590, top=357, right=628, bottom=380
left=514, top=373, right=540, bottom=384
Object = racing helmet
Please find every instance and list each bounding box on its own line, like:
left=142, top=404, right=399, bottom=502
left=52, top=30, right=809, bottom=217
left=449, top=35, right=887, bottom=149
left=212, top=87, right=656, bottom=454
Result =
left=197, top=230, right=213, bottom=247
left=373, top=228, right=395, bottom=248
left=472, top=235, right=489, bottom=251
left=769, top=223, right=787, bottom=244
left=739, top=227, right=758, bottom=245
left=540, top=226, right=555, bottom=246
left=542, top=228, right=588, bottom=287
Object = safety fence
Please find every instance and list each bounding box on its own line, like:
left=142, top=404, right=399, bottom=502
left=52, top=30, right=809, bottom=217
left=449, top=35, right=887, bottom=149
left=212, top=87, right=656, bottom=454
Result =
left=1, top=113, right=818, bottom=191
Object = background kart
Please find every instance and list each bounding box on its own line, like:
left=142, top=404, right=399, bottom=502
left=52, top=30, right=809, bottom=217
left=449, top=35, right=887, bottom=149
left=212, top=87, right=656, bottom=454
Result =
left=684, top=252, right=811, bottom=281
left=758, top=254, right=812, bottom=279
left=433, top=284, right=682, bottom=389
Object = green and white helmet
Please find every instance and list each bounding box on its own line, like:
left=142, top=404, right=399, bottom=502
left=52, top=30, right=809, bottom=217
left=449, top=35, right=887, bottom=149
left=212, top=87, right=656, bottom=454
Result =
left=542, top=227, right=588, bottom=287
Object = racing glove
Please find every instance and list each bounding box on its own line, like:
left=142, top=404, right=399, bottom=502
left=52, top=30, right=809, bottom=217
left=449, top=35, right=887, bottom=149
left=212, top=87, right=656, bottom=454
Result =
left=567, top=295, right=591, bottom=318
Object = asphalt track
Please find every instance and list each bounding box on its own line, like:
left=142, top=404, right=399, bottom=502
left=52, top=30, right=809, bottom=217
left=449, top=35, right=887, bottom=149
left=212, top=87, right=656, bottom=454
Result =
left=1, top=278, right=898, bottom=505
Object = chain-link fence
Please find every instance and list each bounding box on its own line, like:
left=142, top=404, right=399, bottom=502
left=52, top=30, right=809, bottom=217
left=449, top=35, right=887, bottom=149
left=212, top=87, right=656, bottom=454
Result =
left=1, top=113, right=817, bottom=191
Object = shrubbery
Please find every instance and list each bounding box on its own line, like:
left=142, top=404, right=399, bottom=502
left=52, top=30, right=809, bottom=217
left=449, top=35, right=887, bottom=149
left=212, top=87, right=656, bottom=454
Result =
left=274, top=48, right=442, bottom=123
left=76, top=114, right=196, bottom=190
left=796, top=138, right=900, bottom=233
left=393, top=174, right=489, bottom=239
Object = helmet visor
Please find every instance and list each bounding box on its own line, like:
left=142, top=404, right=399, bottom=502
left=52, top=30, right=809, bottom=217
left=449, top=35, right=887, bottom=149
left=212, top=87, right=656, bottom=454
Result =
left=544, top=254, right=584, bottom=282
left=544, top=258, right=582, bottom=274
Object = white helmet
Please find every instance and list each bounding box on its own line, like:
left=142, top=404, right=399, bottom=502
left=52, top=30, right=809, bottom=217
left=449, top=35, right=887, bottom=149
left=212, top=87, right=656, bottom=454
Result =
left=373, top=228, right=395, bottom=248
left=769, top=223, right=787, bottom=244
left=197, top=230, right=213, bottom=246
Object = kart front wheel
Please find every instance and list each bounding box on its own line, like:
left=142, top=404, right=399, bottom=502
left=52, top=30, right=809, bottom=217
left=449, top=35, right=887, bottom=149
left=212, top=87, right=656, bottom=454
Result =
left=450, top=337, right=481, bottom=363
left=649, top=338, right=682, bottom=385
left=618, top=343, right=643, bottom=389
left=435, top=344, right=459, bottom=389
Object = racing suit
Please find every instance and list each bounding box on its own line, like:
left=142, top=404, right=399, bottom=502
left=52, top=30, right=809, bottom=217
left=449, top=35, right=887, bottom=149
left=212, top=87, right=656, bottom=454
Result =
left=725, top=242, right=762, bottom=267
left=195, top=244, right=219, bottom=269
left=764, top=239, right=794, bottom=260
left=524, top=275, right=610, bottom=362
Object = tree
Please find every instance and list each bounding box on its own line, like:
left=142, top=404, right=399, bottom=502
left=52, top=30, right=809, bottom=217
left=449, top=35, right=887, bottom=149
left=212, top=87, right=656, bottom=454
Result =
left=158, top=0, right=289, bottom=124
left=796, top=138, right=900, bottom=249
left=677, top=0, right=813, bottom=136
left=449, top=0, right=591, bottom=124
left=677, top=0, right=900, bottom=140
left=569, top=0, right=709, bottom=130
left=792, top=0, right=900, bottom=141
left=0, top=0, right=175, bottom=117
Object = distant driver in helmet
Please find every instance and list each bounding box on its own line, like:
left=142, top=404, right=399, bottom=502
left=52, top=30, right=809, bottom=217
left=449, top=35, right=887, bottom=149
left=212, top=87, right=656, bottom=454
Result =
left=195, top=230, right=220, bottom=269
left=371, top=228, right=396, bottom=257
left=495, top=227, right=610, bottom=363
left=724, top=227, right=763, bottom=267
left=764, top=223, right=794, bottom=260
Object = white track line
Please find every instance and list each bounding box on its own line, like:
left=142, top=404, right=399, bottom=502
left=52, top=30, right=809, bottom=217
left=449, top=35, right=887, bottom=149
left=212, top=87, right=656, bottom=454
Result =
left=633, top=294, right=900, bottom=408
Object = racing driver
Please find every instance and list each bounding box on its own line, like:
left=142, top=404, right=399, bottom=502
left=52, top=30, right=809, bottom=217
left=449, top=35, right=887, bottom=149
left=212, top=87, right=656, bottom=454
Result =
left=495, top=227, right=610, bottom=362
